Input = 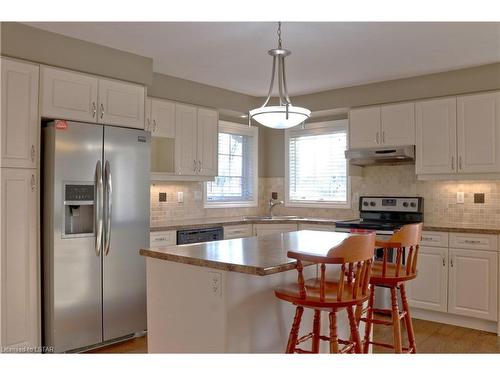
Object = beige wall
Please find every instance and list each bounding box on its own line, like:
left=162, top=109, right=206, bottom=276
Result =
left=0, top=22, right=153, bottom=85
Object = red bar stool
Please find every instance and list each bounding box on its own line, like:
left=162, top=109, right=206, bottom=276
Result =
left=357, top=223, right=423, bottom=354
left=275, top=233, right=375, bottom=354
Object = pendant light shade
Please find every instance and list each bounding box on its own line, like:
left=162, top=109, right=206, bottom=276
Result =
left=249, top=22, right=311, bottom=129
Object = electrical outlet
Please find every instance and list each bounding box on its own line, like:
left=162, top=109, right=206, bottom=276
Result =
left=208, top=271, right=222, bottom=298
left=456, top=192, right=464, bottom=204
left=159, top=192, right=167, bottom=202
left=177, top=191, right=184, bottom=203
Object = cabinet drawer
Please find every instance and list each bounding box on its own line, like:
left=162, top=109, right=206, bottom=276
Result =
left=449, top=233, right=497, bottom=251
left=150, top=230, right=176, bottom=247
left=223, top=224, right=253, bottom=240
left=420, top=231, right=449, bottom=247
left=254, top=223, right=298, bottom=237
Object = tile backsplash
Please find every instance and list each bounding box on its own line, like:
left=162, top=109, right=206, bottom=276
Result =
left=151, top=165, right=500, bottom=229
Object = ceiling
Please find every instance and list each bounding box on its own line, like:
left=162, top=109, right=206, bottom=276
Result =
left=25, top=22, right=500, bottom=96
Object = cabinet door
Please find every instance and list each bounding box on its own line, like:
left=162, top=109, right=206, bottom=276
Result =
left=415, top=97, right=457, bottom=174
left=406, top=246, right=448, bottom=312
left=349, top=106, right=381, bottom=149
left=40, top=66, right=98, bottom=122
left=151, top=98, right=176, bottom=138
left=196, top=108, right=218, bottom=177
left=1, top=168, right=38, bottom=351
left=457, top=92, right=500, bottom=173
left=380, top=102, right=415, bottom=146
left=448, top=248, right=498, bottom=321
left=98, top=78, right=145, bottom=129
left=1, top=58, right=39, bottom=168
left=175, top=103, right=198, bottom=175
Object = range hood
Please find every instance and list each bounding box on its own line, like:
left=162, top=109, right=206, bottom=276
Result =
left=345, top=145, right=415, bottom=166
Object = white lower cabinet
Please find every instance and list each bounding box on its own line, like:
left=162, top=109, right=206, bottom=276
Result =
left=407, top=246, right=448, bottom=312
left=253, top=224, right=297, bottom=237
left=408, top=231, right=498, bottom=324
left=448, top=248, right=498, bottom=321
left=0, top=168, right=39, bottom=351
left=223, top=224, right=253, bottom=240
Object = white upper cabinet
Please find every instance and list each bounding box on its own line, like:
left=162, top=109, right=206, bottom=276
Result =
left=40, top=66, right=98, bottom=123
left=407, top=246, right=448, bottom=312
left=416, top=97, right=457, bottom=175
left=349, top=106, right=381, bottom=148
left=175, top=103, right=198, bottom=175
left=1, top=168, right=39, bottom=351
left=98, top=78, right=145, bottom=129
left=448, top=248, right=498, bottom=321
left=196, top=108, right=218, bottom=177
left=349, top=102, right=415, bottom=148
left=41, top=66, right=145, bottom=129
left=149, top=98, right=176, bottom=138
left=457, top=92, right=500, bottom=173
left=1, top=58, right=39, bottom=169
left=380, top=102, right=415, bottom=146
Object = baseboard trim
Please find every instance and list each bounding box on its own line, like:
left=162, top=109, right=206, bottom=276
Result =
left=411, top=308, right=498, bottom=335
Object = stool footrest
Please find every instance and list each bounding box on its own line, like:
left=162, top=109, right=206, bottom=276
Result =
left=296, top=332, right=314, bottom=344
left=295, top=348, right=314, bottom=354
left=360, top=317, right=393, bottom=326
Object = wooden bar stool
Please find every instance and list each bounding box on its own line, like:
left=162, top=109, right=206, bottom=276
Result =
left=275, top=233, right=375, bottom=354
left=357, top=223, right=422, bottom=354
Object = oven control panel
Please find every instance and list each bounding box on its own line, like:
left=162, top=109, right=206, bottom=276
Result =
left=359, top=197, right=422, bottom=212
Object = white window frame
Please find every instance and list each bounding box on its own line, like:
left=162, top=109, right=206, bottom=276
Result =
left=285, top=119, right=351, bottom=209
left=204, top=121, right=259, bottom=208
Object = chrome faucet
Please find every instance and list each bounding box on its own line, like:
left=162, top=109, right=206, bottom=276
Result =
left=268, top=199, right=284, bottom=217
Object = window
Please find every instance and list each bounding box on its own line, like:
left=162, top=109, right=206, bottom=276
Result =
left=204, top=121, right=258, bottom=207
left=285, top=120, right=349, bottom=208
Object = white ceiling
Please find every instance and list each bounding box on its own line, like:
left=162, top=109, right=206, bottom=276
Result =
left=25, top=22, right=500, bottom=96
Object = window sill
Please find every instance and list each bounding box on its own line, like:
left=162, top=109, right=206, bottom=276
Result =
left=204, top=201, right=258, bottom=209
left=285, top=201, right=351, bottom=209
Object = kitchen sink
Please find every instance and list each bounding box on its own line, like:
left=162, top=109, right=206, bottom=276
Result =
left=243, top=215, right=305, bottom=221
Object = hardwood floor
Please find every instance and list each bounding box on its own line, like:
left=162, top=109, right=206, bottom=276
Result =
left=86, top=317, right=500, bottom=354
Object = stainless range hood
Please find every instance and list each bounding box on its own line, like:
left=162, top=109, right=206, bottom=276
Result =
left=345, top=145, right=415, bottom=166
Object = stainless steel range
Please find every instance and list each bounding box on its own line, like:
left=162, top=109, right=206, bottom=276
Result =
left=335, top=196, right=424, bottom=310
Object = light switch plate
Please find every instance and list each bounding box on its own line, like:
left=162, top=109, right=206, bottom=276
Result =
left=208, top=271, right=222, bottom=298
left=456, top=192, right=464, bottom=204
left=177, top=191, right=184, bottom=203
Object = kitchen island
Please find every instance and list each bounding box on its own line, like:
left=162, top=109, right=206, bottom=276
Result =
left=140, top=230, right=367, bottom=353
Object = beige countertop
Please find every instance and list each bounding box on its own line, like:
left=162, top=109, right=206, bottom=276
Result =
left=150, top=217, right=500, bottom=235
left=140, top=230, right=352, bottom=276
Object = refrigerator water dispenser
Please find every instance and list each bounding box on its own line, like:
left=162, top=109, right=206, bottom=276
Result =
left=63, top=184, right=95, bottom=236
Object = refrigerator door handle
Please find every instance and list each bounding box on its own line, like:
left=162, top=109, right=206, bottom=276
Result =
left=104, top=160, right=113, bottom=255
left=95, top=160, right=104, bottom=256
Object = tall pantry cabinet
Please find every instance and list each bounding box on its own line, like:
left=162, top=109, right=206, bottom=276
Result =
left=0, top=57, right=40, bottom=351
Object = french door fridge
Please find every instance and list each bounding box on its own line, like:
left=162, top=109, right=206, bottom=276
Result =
left=42, top=121, right=150, bottom=353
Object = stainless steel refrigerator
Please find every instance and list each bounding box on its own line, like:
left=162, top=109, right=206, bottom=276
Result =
left=42, top=120, right=150, bottom=353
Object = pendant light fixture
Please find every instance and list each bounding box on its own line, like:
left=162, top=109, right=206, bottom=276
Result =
left=249, top=22, right=311, bottom=129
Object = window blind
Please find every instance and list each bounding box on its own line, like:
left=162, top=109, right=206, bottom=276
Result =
left=288, top=130, right=347, bottom=203
left=206, top=132, right=255, bottom=202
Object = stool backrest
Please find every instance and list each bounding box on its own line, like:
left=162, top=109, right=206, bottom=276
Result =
left=288, top=233, right=375, bottom=302
left=376, top=223, right=423, bottom=279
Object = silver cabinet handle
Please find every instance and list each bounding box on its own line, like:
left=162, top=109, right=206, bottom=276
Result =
left=464, top=239, right=481, bottom=244
left=30, top=173, right=35, bottom=192
left=376, top=132, right=379, bottom=144
left=421, top=236, right=432, bottom=241
left=100, top=103, right=105, bottom=119
left=104, top=160, right=112, bottom=256
left=198, top=160, right=202, bottom=173
left=153, top=119, right=157, bottom=132
left=92, top=102, right=97, bottom=118
left=94, top=161, right=103, bottom=257
left=450, top=258, right=454, bottom=267
left=382, top=131, right=385, bottom=144
left=451, top=156, right=455, bottom=170
left=31, top=145, right=35, bottom=163
left=193, top=160, right=197, bottom=172
left=459, top=156, right=463, bottom=170
left=146, top=118, right=151, bottom=131
left=442, top=256, right=446, bottom=267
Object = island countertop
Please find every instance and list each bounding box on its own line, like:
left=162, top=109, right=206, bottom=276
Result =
left=140, top=230, right=352, bottom=276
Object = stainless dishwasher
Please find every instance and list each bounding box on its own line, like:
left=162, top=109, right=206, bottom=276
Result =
left=177, top=227, right=224, bottom=245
